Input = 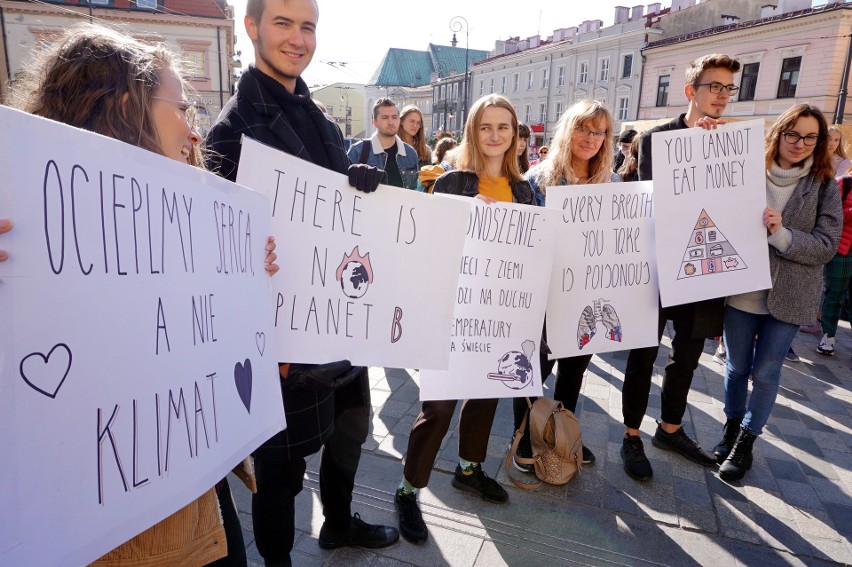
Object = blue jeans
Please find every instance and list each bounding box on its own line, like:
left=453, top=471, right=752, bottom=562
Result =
left=723, top=306, right=798, bottom=435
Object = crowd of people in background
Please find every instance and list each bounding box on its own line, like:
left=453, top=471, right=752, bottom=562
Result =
left=1, top=0, right=850, bottom=564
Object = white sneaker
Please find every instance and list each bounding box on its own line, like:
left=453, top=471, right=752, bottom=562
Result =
left=712, top=344, right=727, bottom=365
left=817, top=334, right=835, bottom=356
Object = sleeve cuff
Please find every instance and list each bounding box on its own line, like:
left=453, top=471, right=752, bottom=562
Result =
left=769, top=227, right=792, bottom=252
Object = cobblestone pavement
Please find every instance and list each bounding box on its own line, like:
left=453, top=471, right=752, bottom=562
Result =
left=231, top=320, right=852, bottom=566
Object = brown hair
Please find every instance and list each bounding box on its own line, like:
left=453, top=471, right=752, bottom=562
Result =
left=372, top=97, right=398, bottom=120
left=10, top=24, right=181, bottom=159
left=246, top=0, right=319, bottom=24
left=517, top=122, right=531, bottom=173
left=455, top=94, right=522, bottom=182
left=617, top=136, right=640, bottom=180
left=685, top=53, right=741, bottom=85
left=433, top=137, right=457, bottom=164
left=765, top=103, right=833, bottom=181
left=399, top=105, right=431, bottom=163
left=531, top=99, right=613, bottom=189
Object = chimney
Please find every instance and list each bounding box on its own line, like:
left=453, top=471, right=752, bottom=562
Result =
left=631, top=4, right=644, bottom=19
left=780, top=0, right=811, bottom=13
left=615, top=6, right=630, bottom=24
left=518, top=39, right=529, bottom=50
left=504, top=38, right=519, bottom=54
left=721, top=14, right=740, bottom=25
left=647, top=3, right=661, bottom=15
left=528, top=35, right=541, bottom=48
left=670, top=0, right=696, bottom=11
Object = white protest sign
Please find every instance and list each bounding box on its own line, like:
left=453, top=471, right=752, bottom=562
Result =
left=651, top=119, right=771, bottom=307
left=419, top=199, right=560, bottom=401
left=235, top=137, right=469, bottom=369
left=0, top=106, right=283, bottom=567
left=545, top=182, right=659, bottom=358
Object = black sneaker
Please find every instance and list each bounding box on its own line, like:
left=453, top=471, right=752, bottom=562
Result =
left=621, top=434, right=653, bottom=481
left=318, top=513, right=400, bottom=550
left=394, top=489, right=428, bottom=544
left=451, top=463, right=509, bottom=503
left=581, top=445, right=596, bottom=466
left=652, top=425, right=716, bottom=466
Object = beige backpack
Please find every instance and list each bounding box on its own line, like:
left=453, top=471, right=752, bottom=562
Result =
left=506, top=397, right=582, bottom=489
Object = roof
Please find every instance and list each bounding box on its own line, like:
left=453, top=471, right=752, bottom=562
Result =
left=26, top=0, right=228, bottom=20
left=645, top=1, right=849, bottom=50
left=369, top=44, right=490, bottom=87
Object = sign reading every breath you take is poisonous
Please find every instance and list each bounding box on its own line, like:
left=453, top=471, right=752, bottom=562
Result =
left=420, top=198, right=560, bottom=401
left=0, top=106, right=283, bottom=567
left=650, top=119, right=771, bottom=307
left=235, top=137, right=470, bottom=370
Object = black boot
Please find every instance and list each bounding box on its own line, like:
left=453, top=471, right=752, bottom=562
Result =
left=712, top=418, right=743, bottom=464
left=719, top=429, right=757, bottom=481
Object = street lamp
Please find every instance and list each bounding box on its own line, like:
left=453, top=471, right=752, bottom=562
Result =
left=450, top=16, right=469, bottom=131
left=337, top=86, right=352, bottom=137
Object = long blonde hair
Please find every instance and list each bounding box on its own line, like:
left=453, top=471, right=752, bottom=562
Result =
left=399, top=105, right=431, bottom=163
left=531, top=99, right=613, bottom=189
left=829, top=125, right=848, bottom=159
left=454, top=94, right=522, bottom=182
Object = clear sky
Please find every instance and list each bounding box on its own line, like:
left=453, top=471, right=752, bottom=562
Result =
left=229, top=0, right=668, bottom=87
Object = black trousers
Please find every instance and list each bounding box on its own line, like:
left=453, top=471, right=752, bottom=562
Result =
left=622, top=303, right=707, bottom=429
left=251, top=374, right=370, bottom=562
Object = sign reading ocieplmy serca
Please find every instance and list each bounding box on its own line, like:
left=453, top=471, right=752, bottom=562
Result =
left=0, top=106, right=283, bottom=567
left=236, top=137, right=469, bottom=369
left=420, top=198, right=559, bottom=401
left=651, top=119, right=771, bottom=307
left=545, top=182, right=660, bottom=358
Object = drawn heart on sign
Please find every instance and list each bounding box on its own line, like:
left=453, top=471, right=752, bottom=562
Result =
left=20, top=343, right=73, bottom=399
left=255, top=332, right=265, bottom=356
left=234, top=359, right=253, bottom=413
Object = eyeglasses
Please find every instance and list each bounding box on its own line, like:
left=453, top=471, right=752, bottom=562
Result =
left=781, top=131, right=820, bottom=146
left=693, top=82, right=739, bottom=95
left=575, top=127, right=607, bottom=140
left=539, top=150, right=548, bottom=155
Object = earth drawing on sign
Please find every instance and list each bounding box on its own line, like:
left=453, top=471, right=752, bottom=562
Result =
left=335, top=246, right=374, bottom=299
left=488, top=340, right=536, bottom=391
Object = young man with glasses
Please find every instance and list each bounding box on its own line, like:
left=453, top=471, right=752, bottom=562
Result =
left=621, top=53, right=741, bottom=482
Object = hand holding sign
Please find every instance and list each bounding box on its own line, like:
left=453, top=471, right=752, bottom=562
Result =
left=0, top=218, right=11, bottom=262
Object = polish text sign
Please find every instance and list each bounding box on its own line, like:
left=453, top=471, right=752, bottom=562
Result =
left=420, top=199, right=559, bottom=400
left=651, top=119, right=771, bottom=307
left=545, top=182, right=659, bottom=358
left=236, top=137, right=469, bottom=369
left=0, top=106, right=283, bottom=567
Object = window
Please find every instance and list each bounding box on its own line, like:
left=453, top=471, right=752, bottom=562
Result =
left=555, top=101, right=563, bottom=120
left=622, top=54, right=633, bottom=79
left=777, top=56, right=801, bottom=98
left=183, top=49, right=206, bottom=79
left=656, top=74, right=670, bottom=107
left=542, top=69, right=548, bottom=89
left=524, top=104, right=532, bottom=123
left=501, top=76, right=507, bottom=93
left=557, top=67, right=565, bottom=87
left=599, top=58, right=609, bottom=82
left=527, top=71, right=534, bottom=90
left=618, top=97, right=629, bottom=121
left=135, top=0, right=157, bottom=8
left=578, top=62, right=588, bottom=84
left=539, top=103, right=547, bottom=122
left=739, top=62, right=759, bottom=101
left=479, top=80, right=483, bottom=96
left=489, top=78, right=495, bottom=94
left=513, top=73, right=520, bottom=92
left=90, top=0, right=110, bottom=4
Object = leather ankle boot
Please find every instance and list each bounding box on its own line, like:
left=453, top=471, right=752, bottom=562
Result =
left=719, top=429, right=757, bottom=481
left=712, top=418, right=743, bottom=464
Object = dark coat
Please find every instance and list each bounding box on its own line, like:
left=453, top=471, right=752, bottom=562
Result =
left=206, top=69, right=369, bottom=460
left=637, top=113, right=725, bottom=338
left=432, top=170, right=535, bottom=205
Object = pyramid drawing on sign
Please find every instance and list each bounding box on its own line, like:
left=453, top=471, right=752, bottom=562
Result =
left=677, top=209, right=747, bottom=280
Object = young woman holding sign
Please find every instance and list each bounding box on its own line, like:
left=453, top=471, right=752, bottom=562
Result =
left=394, top=94, right=534, bottom=545
left=10, top=25, right=279, bottom=566
left=713, top=104, right=841, bottom=481
left=510, top=99, right=619, bottom=473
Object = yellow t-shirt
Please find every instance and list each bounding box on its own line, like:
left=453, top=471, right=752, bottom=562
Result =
left=477, top=176, right=514, bottom=203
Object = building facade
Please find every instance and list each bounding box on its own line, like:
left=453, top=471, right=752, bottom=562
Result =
left=638, top=2, right=852, bottom=127
left=0, top=0, right=237, bottom=134
left=311, top=82, right=367, bottom=139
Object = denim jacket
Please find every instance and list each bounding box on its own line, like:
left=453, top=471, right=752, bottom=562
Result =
left=347, top=132, right=419, bottom=189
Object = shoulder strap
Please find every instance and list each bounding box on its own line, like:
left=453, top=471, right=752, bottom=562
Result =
left=359, top=140, right=371, bottom=164
left=505, top=409, right=543, bottom=490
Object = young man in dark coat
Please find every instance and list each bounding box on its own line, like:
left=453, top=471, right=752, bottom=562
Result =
left=205, top=0, right=399, bottom=564
left=620, top=53, right=741, bottom=482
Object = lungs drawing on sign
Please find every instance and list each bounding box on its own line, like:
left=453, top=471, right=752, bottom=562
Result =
left=577, top=299, right=622, bottom=350
left=677, top=209, right=747, bottom=280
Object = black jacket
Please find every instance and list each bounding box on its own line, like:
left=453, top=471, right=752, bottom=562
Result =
left=432, top=170, right=535, bottom=205
left=206, top=69, right=368, bottom=460
left=636, top=113, right=724, bottom=338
